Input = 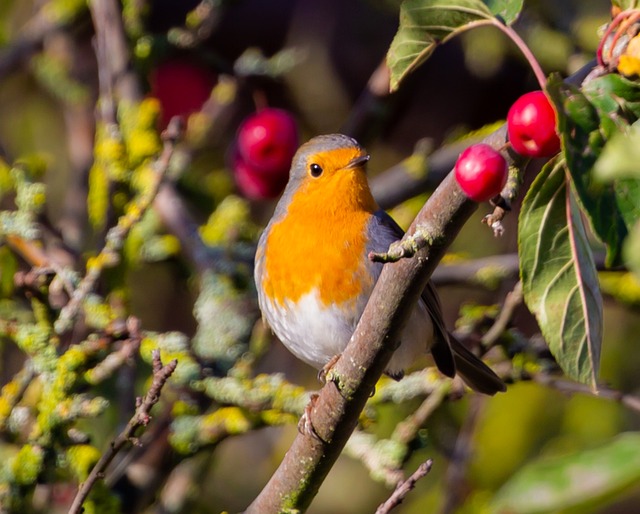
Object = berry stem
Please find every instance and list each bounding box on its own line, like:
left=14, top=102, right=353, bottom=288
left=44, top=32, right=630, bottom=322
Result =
left=490, top=18, right=547, bottom=89
left=252, top=89, right=268, bottom=112
left=597, top=9, right=636, bottom=66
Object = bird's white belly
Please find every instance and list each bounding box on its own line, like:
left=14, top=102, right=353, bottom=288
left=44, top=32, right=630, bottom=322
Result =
left=259, top=287, right=433, bottom=376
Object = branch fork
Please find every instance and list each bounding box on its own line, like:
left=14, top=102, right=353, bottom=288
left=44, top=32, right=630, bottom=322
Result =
left=369, top=225, right=438, bottom=263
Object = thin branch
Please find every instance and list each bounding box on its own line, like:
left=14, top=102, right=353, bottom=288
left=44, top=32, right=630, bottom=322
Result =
left=482, top=155, right=527, bottom=237
left=68, top=350, right=177, bottom=514
left=534, top=374, right=640, bottom=414
left=393, top=382, right=451, bottom=447
left=375, top=460, right=434, bottom=514
left=0, top=364, right=36, bottom=432
left=343, top=431, right=405, bottom=487
left=153, top=184, right=227, bottom=276
left=480, top=281, right=524, bottom=348
left=54, top=120, right=183, bottom=334
left=431, top=252, right=610, bottom=288
left=84, top=317, right=142, bottom=385
left=489, top=18, right=547, bottom=89
left=0, top=6, right=87, bottom=78
left=88, top=0, right=142, bottom=105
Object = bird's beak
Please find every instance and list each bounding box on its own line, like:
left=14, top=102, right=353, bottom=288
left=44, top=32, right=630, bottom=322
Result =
left=346, top=153, right=370, bottom=169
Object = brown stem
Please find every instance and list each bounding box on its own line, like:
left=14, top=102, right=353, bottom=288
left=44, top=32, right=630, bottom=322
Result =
left=54, top=119, right=183, bottom=335
left=534, top=374, right=640, bottom=414
left=67, top=350, right=177, bottom=514
left=480, top=281, right=524, bottom=348
left=375, top=460, right=434, bottom=514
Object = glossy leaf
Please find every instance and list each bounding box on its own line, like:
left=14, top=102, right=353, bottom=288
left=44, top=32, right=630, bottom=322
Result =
left=593, top=128, right=640, bottom=181
left=388, top=0, right=495, bottom=92
left=546, top=75, right=631, bottom=266
left=492, top=432, right=640, bottom=513
left=519, top=157, right=602, bottom=388
left=484, top=0, right=523, bottom=24
left=583, top=74, right=640, bottom=138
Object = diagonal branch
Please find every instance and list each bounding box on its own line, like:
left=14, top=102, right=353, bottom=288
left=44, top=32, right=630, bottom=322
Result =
left=245, top=128, right=506, bottom=513
left=375, top=459, right=434, bottom=514
left=68, top=350, right=177, bottom=514
left=246, top=59, right=598, bottom=513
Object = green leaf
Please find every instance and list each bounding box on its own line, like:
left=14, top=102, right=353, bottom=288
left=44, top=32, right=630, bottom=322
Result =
left=484, top=0, right=523, bottom=24
left=387, top=0, right=495, bottom=92
left=612, top=0, right=639, bottom=10
left=624, top=221, right=640, bottom=278
left=519, top=157, right=602, bottom=388
left=583, top=74, right=640, bottom=138
left=546, top=75, right=629, bottom=266
left=0, top=246, right=17, bottom=297
left=593, top=128, right=640, bottom=181
left=492, top=432, right=640, bottom=514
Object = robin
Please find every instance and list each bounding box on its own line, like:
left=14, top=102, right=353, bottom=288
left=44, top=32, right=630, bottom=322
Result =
left=254, top=134, right=505, bottom=395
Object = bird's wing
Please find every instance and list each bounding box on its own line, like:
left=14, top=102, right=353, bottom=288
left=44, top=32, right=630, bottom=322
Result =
left=368, top=210, right=456, bottom=377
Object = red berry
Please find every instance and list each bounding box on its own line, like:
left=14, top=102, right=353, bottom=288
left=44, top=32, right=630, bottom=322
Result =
left=507, top=91, right=561, bottom=157
left=236, top=108, right=298, bottom=175
left=149, top=59, right=217, bottom=128
left=232, top=152, right=289, bottom=200
left=455, top=144, right=508, bottom=202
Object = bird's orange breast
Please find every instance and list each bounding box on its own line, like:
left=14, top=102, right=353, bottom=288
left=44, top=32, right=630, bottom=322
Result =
left=261, top=165, right=378, bottom=308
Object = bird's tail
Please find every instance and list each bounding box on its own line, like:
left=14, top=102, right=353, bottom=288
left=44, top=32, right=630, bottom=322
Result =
left=448, top=334, right=506, bottom=395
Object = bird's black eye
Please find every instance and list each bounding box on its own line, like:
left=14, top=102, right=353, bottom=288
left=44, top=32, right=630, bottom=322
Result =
left=309, top=163, right=323, bottom=177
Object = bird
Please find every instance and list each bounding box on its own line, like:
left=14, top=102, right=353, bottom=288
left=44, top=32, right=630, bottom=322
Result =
left=254, top=133, right=505, bottom=395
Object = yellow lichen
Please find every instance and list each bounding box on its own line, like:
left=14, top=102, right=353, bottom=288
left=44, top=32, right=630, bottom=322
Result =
left=600, top=271, right=640, bottom=306
left=66, top=444, right=101, bottom=480
left=200, top=195, right=258, bottom=245
left=10, top=444, right=44, bottom=485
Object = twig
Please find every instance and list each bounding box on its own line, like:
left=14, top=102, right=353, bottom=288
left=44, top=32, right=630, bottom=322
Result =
left=343, top=431, right=406, bottom=487
left=0, top=365, right=36, bottom=431
left=85, top=317, right=142, bottom=385
left=480, top=281, right=524, bottom=348
left=482, top=155, right=526, bottom=237
left=68, top=350, right=177, bottom=514
left=369, top=226, right=436, bottom=263
left=534, top=374, right=640, bottom=413
left=88, top=0, right=142, bottom=105
left=431, top=252, right=610, bottom=288
left=488, top=18, right=547, bottom=89
left=393, top=382, right=451, bottom=447
left=167, top=0, right=223, bottom=48
left=0, top=6, right=86, bottom=78
left=375, top=460, right=434, bottom=514
left=54, top=119, right=183, bottom=334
